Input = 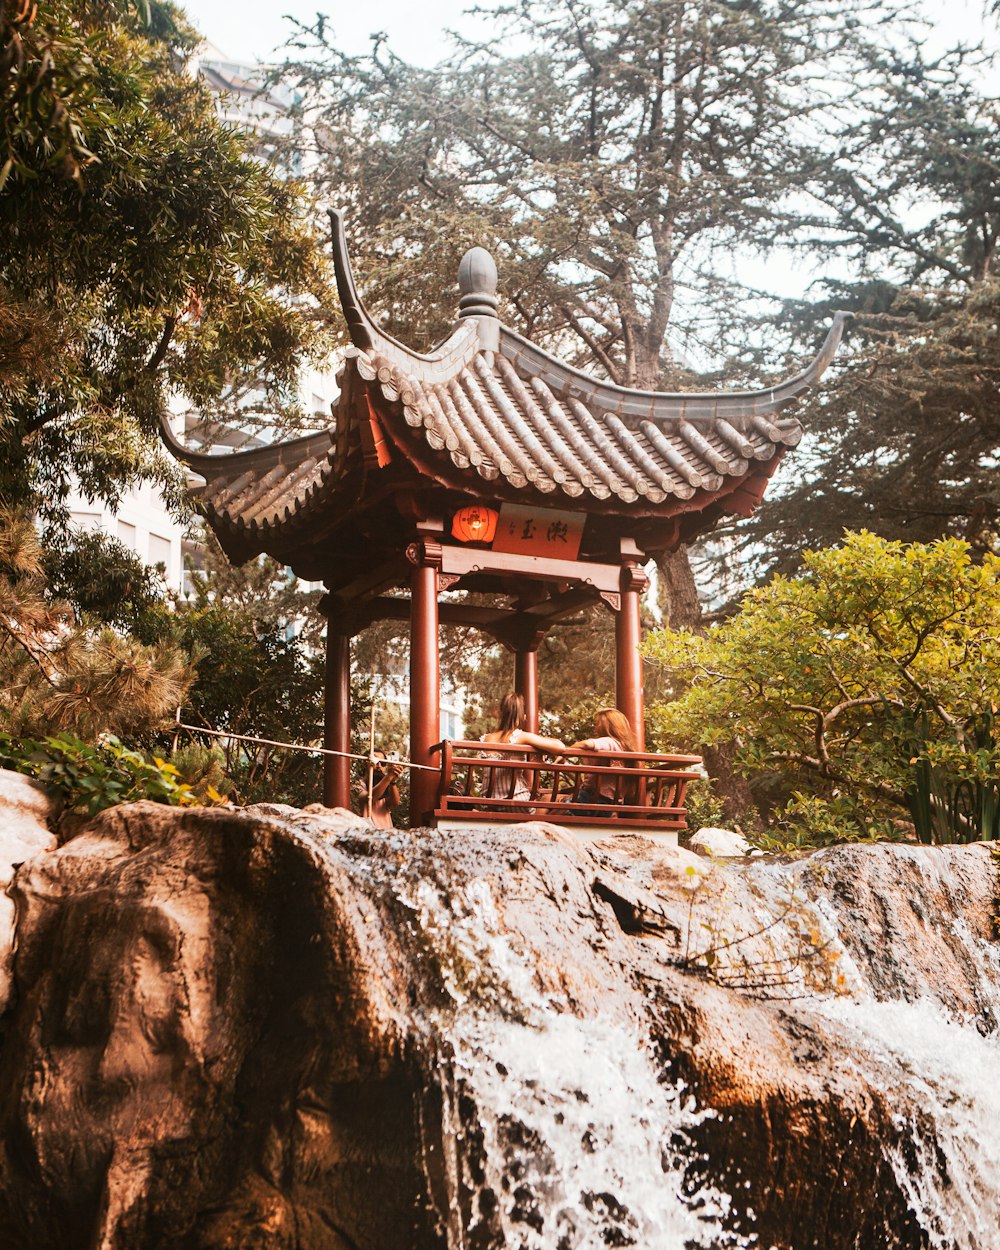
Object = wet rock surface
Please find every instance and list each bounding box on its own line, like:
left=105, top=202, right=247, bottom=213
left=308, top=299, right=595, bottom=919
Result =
left=0, top=799, right=996, bottom=1249
left=0, top=769, right=57, bottom=1011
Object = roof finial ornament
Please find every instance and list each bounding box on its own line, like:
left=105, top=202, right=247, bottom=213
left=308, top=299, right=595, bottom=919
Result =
left=458, top=246, right=498, bottom=319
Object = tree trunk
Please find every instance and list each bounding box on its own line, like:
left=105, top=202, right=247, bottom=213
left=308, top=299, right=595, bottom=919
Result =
left=657, top=544, right=701, bottom=632
left=700, top=743, right=756, bottom=824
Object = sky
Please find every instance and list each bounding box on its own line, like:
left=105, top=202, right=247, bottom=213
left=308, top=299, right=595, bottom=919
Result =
left=186, top=0, right=474, bottom=65
left=185, top=0, right=994, bottom=66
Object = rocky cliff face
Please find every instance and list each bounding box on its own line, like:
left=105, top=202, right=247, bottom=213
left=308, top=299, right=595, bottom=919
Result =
left=0, top=790, right=997, bottom=1249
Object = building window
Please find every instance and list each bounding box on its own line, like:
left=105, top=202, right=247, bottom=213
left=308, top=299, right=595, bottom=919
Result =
left=149, top=533, right=172, bottom=570
left=117, top=521, right=137, bottom=549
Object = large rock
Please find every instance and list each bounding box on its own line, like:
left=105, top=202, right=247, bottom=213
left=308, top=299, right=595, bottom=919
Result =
left=0, top=802, right=996, bottom=1249
left=0, top=768, right=57, bottom=1010
left=689, top=825, right=754, bottom=858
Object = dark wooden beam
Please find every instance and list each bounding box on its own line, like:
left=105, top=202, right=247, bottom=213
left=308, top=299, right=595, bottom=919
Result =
left=323, top=629, right=351, bottom=808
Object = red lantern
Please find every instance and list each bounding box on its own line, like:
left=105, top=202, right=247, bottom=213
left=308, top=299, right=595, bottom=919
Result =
left=451, top=505, right=498, bottom=544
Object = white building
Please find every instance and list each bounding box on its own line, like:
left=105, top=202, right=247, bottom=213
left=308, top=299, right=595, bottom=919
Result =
left=66, top=479, right=187, bottom=592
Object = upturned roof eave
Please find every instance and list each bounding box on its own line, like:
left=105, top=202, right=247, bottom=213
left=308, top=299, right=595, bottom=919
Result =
left=330, top=205, right=850, bottom=416
left=157, top=403, right=335, bottom=479
left=329, top=208, right=481, bottom=382
left=497, top=313, right=851, bottom=424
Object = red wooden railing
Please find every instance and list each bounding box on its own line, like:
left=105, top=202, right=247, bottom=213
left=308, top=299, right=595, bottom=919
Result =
left=432, top=740, right=703, bottom=830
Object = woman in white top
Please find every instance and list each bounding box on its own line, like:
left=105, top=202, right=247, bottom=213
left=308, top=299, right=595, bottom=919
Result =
left=480, top=692, right=567, bottom=808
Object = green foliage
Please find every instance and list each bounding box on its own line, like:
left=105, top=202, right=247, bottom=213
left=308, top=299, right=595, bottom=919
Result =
left=681, top=780, right=728, bottom=837
left=166, top=741, right=234, bottom=803
left=169, top=531, right=370, bottom=807
left=540, top=690, right=615, bottom=749
left=171, top=601, right=324, bottom=805
left=43, top=526, right=170, bottom=634
left=183, top=527, right=323, bottom=648
left=1, top=0, right=334, bottom=519
left=644, top=532, right=1000, bottom=845
left=905, top=711, right=1000, bottom=845
left=751, top=793, right=902, bottom=853
left=0, top=506, right=190, bottom=738
left=0, top=731, right=211, bottom=817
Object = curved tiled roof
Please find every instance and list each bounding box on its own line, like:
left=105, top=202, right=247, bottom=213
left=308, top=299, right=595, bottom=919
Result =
left=348, top=336, right=809, bottom=506
left=160, top=211, right=848, bottom=557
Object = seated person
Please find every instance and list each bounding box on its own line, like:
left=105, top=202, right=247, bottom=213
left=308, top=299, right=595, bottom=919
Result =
left=480, top=692, right=567, bottom=809
left=565, top=708, right=638, bottom=808
left=354, top=750, right=403, bottom=829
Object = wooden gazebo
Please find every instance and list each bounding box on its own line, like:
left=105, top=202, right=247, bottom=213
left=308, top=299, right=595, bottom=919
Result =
left=161, top=212, right=847, bottom=825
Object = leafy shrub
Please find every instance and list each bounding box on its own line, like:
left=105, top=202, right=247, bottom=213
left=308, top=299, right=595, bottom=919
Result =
left=682, top=778, right=727, bottom=835
left=644, top=533, right=1000, bottom=846
left=748, top=793, right=904, bottom=853
left=0, top=732, right=227, bottom=819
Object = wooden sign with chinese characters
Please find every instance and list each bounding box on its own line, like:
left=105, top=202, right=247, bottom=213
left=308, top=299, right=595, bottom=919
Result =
left=492, top=504, right=585, bottom=559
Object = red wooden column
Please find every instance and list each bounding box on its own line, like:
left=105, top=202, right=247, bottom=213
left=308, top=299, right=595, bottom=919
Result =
left=616, top=563, right=648, bottom=750
left=408, top=549, right=441, bottom=825
left=514, top=648, right=539, bottom=732
left=323, top=626, right=352, bottom=808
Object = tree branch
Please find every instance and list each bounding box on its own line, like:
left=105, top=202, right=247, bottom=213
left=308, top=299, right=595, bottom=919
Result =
left=146, top=314, right=178, bottom=373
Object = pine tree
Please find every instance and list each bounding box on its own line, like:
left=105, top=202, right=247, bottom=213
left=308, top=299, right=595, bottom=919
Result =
left=0, top=508, right=189, bottom=737
left=730, top=35, right=1000, bottom=586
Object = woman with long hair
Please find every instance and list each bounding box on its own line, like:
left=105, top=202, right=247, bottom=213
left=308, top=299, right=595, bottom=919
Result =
left=480, top=692, right=567, bottom=807
left=567, top=707, right=639, bottom=807
left=354, top=749, right=403, bottom=829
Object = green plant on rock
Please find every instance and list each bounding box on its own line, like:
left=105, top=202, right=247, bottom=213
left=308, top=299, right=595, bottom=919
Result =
left=644, top=532, right=1000, bottom=846
left=676, top=864, right=850, bottom=1000
left=0, top=732, right=227, bottom=819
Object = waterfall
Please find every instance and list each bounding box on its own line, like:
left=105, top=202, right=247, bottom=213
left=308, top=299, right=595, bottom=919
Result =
left=404, top=840, right=1000, bottom=1250
left=2, top=797, right=998, bottom=1249
left=406, top=874, right=747, bottom=1248
left=817, top=999, right=1000, bottom=1250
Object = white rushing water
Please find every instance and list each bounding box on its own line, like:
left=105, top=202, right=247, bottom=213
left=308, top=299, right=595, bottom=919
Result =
left=753, top=850, right=1000, bottom=1250
left=812, top=998, right=1000, bottom=1250
left=738, top=854, right=1000, bottom=1250
left=439, top=1014, right=747, bottom=1250
left=405, top=874, right=750, bottom=1249
left=404, top=852, right=1000, bottom=1250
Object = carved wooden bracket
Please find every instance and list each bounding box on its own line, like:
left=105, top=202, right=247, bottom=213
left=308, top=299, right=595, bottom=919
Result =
left=599, top=591, right=622, bottom=613
left=405, top=539, right=443, bottom=569
left=436, top=572, right=462, bottom=593
left=491, top=619, right=550, bottom=653
left=621, top=563, right=650, bottom=595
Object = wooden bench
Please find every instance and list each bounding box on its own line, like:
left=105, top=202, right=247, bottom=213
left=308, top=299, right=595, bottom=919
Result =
left=432, top=740, right=703, bottom=842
